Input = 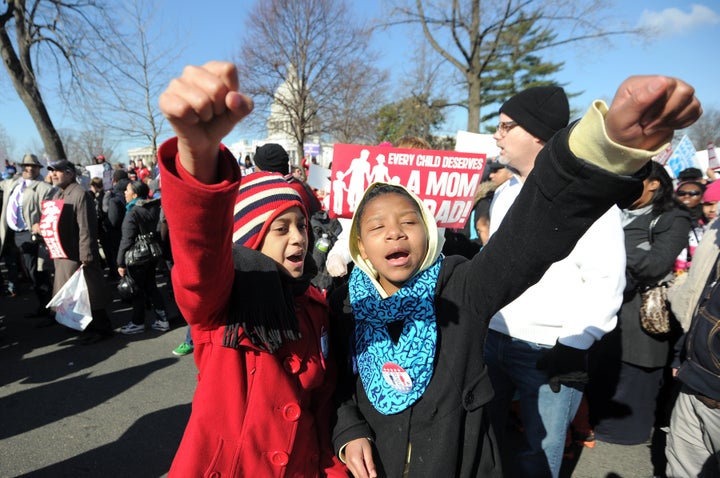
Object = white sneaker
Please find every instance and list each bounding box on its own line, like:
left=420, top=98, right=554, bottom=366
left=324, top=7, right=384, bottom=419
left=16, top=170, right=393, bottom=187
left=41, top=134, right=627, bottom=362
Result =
left=119, top=322, right=145, bottom=335
left=151, top=319, right=170, bottom=332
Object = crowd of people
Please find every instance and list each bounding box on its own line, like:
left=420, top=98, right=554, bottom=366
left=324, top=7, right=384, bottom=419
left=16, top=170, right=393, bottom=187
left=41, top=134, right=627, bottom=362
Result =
left=0, top=61, right=716, bottom=477
left=0, top=153, right=187, bottom=348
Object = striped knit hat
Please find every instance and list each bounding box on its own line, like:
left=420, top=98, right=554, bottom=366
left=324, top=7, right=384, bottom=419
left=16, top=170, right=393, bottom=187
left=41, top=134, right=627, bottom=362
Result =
left=233, top=172, right=306, bottom=250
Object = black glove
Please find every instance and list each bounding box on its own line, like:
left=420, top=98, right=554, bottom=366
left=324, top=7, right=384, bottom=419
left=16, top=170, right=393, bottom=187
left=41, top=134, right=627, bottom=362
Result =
left=536, top=341, right=589, bottom=393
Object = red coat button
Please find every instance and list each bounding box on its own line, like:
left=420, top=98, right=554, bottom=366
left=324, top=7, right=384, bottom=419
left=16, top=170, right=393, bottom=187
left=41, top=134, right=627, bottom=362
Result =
left=283, top=355, right=301, bottom=374
left=283, top=403, right=301, bottom=421
left=270, top=450, right=289, bottom=466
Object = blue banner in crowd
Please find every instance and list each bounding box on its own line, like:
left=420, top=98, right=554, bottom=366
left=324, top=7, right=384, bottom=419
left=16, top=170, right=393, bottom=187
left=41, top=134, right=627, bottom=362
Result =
left=667, top=135, right=699, bottom=178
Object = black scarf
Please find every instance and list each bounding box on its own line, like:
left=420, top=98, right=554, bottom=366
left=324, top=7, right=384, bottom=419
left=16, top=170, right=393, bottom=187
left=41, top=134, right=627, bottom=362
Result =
left=223, top=245, right=317, bottom=353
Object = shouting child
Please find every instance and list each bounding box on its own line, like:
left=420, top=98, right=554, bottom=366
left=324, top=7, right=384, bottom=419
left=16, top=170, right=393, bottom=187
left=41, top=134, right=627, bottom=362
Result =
left=159, top=83, right=346, bottom=477
left=329, top=79, right=701, bottom=477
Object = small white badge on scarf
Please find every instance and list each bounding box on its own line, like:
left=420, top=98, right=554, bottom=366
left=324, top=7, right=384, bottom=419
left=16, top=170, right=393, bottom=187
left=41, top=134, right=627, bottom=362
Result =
left=382, top=362, right=413, bottom=394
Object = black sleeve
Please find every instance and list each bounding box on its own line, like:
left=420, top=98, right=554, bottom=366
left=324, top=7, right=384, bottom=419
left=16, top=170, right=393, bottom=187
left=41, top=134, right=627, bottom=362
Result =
left=627, top=210, right=691, bottom=285
left=451, top=126, right=647, bottom=322
left=107, top=197, right=125, bottom=229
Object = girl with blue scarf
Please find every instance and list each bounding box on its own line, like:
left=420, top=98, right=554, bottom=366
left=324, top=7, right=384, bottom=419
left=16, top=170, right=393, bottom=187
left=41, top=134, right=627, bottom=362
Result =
left=330, top=172, right=641, bottom=478
left=331, top=81, right=701, bottom=477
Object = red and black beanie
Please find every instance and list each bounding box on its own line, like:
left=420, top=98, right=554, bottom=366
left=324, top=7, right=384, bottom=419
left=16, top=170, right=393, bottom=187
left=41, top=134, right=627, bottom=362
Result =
left=233, top=172, right=306, bottom=250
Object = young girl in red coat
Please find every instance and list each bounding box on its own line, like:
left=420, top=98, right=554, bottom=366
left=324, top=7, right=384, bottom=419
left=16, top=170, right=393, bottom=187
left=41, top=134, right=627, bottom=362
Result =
left=158, top=79, right=346, bottom=475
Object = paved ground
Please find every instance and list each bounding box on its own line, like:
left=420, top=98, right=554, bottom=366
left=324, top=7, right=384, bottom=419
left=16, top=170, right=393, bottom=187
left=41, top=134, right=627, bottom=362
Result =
left=0, top=272, right=661, bottom=477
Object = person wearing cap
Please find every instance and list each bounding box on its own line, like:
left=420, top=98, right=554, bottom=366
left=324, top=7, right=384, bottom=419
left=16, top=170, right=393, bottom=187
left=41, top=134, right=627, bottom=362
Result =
left=254, top=143, right=322, bottom=216
left=487, top=160, right=514, bottom=187
left=158, top=164, right=346, bottom=475
left=703, top=180, right=720, bottom=222
left=46, top=159, right=113, bottom=344
left=0, top=153, right=54, bottom=311
left=484, top=86, right=627, bottom=477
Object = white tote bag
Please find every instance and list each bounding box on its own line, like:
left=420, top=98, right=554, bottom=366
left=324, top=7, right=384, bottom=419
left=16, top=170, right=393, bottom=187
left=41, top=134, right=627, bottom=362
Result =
left=46, top=267, right=93, bottom=331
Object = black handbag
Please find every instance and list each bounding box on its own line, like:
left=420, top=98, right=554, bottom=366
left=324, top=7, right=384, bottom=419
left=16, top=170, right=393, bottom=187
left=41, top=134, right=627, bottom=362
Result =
left=117, top=272, right=139, bottom=301
left=125, top=220, right=163, bottom=267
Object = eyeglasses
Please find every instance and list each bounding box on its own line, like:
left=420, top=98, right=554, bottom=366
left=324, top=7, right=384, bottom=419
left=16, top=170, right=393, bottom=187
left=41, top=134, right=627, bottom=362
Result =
left=496, top=121, right=518, bottom=136
left=676, top=190, right=702, bottom=197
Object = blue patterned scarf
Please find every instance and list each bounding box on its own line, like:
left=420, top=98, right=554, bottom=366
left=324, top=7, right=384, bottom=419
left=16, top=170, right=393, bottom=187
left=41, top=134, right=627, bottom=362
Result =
left=349, top=256, right=442, bottom=415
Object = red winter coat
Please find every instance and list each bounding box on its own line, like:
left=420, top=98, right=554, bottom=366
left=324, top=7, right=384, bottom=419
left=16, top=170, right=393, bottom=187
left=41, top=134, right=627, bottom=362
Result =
left=159, top=138, right=346, bottom=478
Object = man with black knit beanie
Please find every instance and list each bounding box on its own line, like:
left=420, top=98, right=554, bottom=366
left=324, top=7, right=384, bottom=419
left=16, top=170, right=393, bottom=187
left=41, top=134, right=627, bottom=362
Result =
left=484, top=86, right=626, bottom=477
left=254, top=143, right=322, bottom=216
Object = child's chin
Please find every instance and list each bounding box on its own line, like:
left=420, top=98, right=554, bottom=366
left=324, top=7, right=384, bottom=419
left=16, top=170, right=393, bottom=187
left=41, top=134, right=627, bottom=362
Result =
left=285, top=264, right=304, bottom=278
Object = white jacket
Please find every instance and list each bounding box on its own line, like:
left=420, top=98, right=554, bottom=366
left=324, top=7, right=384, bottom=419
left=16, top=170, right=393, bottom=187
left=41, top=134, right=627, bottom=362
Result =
left=488, top=179, right=626, bottom=349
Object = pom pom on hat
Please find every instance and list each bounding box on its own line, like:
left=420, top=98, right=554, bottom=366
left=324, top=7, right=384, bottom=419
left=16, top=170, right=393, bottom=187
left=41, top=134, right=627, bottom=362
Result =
left=500, top=86, right=569, bottom=142
left=233, top=172, right=305, bottom=250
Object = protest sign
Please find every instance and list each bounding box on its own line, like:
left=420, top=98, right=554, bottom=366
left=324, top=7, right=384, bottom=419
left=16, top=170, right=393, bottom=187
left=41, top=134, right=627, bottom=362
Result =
left=708, top=142, right=720, bottom=171
left=39, top=199, right=67, bottom=259
left=667, top=135, right=699, bottom=178
left=329, top=144, right=486, bottom=228
left=307, top=163, right=331, bottom=192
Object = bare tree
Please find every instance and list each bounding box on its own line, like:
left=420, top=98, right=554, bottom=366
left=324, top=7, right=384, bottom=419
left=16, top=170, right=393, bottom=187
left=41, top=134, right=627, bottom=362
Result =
left=76, top=0, right=182, bottom=157
left=0, top=124, right=17, bottom=163
left=59, top=128, right=118, bottom=166
left=236, top=0, right=388, bottom=158
left=325, top=60, right=389, bottom=144
left=383, top=42, right=450, bottom=145
left=386, top=0, right=642, bottom=133
left=0, top=0, right=113, bottom=161
left=683, top=107, right=720, bottom=149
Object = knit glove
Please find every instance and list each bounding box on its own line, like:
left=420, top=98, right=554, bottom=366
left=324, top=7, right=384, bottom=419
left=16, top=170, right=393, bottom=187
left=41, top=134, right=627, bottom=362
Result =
left=536, top=341, right=589, bottom=393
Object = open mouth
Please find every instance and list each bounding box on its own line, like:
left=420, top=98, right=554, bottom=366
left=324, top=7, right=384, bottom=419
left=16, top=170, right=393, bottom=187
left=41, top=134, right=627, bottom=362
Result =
left=386, top=250, right=410, bottom=266
left=287, top=252, right=304, bottom=263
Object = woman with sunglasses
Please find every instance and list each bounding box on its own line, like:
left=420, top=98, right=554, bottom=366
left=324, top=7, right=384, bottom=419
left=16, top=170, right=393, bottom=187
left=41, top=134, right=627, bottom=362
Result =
left=674, top=180, right=708, bottom=274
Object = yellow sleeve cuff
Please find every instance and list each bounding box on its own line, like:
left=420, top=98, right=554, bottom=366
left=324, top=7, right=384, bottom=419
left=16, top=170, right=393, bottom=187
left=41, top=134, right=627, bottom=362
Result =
left=569, top=100, right=667, bottom=176
left=338, top=443, right=348, bottom=464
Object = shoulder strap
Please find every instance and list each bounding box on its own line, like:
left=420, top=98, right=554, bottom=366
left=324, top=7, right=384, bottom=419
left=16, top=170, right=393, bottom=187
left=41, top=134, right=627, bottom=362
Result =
left=648, top=215, right=661, bottom=245
left=134, top=209, right=149, bottom=236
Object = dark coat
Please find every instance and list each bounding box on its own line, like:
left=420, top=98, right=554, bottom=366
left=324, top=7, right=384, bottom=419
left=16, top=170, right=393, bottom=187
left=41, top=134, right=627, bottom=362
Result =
left=116, top=198, right=161, bottom=268
left=616, top=207, right=691, bottom=368
left=102, top=179, right=128, bottom=231
left=51, top=181, right=109, bottom=310
left=330, top=127, right=647, bottom=478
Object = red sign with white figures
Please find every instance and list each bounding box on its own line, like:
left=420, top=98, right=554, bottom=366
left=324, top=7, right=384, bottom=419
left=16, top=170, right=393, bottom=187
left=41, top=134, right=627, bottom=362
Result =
left=329, top=144, right=486, bottom=228
left=39, top=199, right=67, bottom=259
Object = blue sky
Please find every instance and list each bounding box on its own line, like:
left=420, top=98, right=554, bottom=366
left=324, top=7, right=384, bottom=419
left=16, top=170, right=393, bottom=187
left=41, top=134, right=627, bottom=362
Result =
left=1, top=0, right=718, bottom=160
